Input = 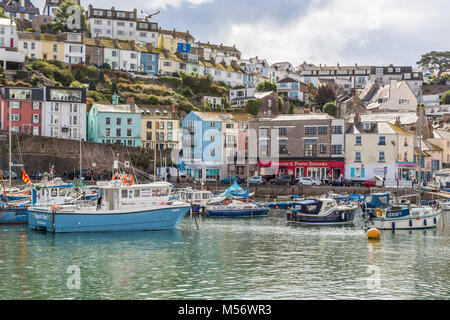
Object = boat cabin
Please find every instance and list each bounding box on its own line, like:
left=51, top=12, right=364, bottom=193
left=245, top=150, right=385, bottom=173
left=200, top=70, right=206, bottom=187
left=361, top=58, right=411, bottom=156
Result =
left=96, top=182, right=172, bottom=211
left=294, top=199, right=337, bottom=216
left=364, top=193, right=390, bottom=208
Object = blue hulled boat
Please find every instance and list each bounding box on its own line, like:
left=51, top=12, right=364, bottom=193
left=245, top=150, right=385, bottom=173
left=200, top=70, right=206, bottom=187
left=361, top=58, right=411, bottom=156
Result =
left=28, top=180, right=190, bottom=233
left=0, top=203, right=29, bottom=224
left=204, top=200, right=270, bottom=217
left=287, top=198, right=359, bottom=225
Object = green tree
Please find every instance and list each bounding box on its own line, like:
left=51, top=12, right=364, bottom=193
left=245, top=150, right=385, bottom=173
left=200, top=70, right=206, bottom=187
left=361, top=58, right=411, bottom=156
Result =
left=51, top=0, right=90, bottom=34
left=88, top=80, right=97, bottom=91
left=313, top=84, right=335, bottom=110
left=440, top=90, right=450, bottom=105
left=244, top=99, right=262, bottom=116
left=278, top=96, right=284, bottom=113
left=417, top=51, right=450, bottom=80
left=256, top=81, right=277, bottom=92
left=323, top=102, right=338, bottom=117
left=69, top=80, right=85, bottom=88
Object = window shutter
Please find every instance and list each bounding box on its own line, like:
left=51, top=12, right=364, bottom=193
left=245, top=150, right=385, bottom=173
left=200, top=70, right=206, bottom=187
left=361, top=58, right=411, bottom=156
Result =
left=351, top=168, right=355, bottom=178
left=362, top=168, right=365, bottom=178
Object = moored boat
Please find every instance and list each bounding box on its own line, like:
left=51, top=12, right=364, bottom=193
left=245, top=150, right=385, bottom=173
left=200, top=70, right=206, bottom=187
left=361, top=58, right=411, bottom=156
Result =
left=204, top=200, right=270, bottom=218
left=175, top=188, right=226, bottom=212
left=28, top=179, right=190, bottom=233
left=287, top=198, right=359, bottom=225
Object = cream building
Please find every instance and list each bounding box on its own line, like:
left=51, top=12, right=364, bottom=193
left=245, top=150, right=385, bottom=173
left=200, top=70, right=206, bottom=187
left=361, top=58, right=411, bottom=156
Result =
left=140, top=106, right=180, bottom=150
left=365, top=80, right=417, bottom=113
left=345, top=118, right=416, bottom=182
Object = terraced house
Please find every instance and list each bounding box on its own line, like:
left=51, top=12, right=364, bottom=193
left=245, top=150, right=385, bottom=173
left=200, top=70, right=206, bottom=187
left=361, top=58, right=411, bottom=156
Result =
left=87, top=5, right=159, bottom=47
left=0, top=0, right=39, bottom=20
left=43, top=0, right=80, bottom=17
left=157, top=28, right=194, bottom=54
left=140, top=106, right=179, bottom=150
left=88, top=99, right=143, bottom=147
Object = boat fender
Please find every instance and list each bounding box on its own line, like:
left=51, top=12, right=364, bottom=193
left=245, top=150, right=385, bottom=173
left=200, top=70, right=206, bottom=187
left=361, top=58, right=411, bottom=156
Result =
left=392, top=222, right=395, bottom=230
left=434, top=217, right=437, bottom=225
left=341, top=212, right=345, bottom=220
left=424, top=219, right=427, bottom=226
left=409, top=220, right=413, bottom=227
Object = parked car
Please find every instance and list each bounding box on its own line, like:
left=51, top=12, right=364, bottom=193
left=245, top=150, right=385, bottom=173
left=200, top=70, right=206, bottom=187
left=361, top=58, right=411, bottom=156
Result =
left=1, top=170, right=17, bottom=180
left=271, top=175, right=295, bottom=185
left=221, top=176, right=240, bottom=184
left=361, top=177, right=383, bottom=188
left=247, top=176, right=266, bottom=185
left=298, top=177, right=322, bottom=186
left=67, top=169, right=94, bottom=181
left=262, top=174, right=276, bottom=184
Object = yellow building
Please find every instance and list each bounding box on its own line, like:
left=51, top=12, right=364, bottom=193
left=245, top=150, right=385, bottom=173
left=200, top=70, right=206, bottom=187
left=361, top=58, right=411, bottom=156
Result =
left=157, top=28, right=194, bottom=53
left=40, top=33, right=64, bottom=61
left=140, top=106, right=180, bottom=150
left=158, top=50, right=185, bottom=76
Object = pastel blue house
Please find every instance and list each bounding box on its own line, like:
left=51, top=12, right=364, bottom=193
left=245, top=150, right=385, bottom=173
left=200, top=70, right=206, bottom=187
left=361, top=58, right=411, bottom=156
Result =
left=88, top=103, right=143, bottom=147
left=181, top=111, right=223, bottom=181
left=140, top=52, right=159, bottom=75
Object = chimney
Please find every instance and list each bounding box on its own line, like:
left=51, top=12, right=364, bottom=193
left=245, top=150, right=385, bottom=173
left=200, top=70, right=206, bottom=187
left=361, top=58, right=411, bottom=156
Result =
left=395, top=116, right=401, bottom=127
left=354, top=112, right=361, bottom=124
left=127, top=97, right=135, bottom=105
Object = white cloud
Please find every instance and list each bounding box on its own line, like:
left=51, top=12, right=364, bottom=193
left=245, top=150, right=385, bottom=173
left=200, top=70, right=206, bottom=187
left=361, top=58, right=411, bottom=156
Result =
left=146, top=0, right=215, bottom=10
left=223, top=0, right=450, bottom=66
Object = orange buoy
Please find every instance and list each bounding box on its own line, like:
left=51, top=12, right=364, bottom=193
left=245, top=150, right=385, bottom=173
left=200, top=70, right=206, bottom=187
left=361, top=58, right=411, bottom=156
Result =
left=367, top=228, right=381, bottom=240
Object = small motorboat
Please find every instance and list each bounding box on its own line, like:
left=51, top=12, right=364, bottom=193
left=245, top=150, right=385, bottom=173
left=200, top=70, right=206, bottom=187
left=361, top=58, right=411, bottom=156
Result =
left=287, top=198, right=359, bottom=225
left=362, top=193, right=442, bottom=230
left=204, top=200, right=270, bottom=218
left=175, top=188, right=226, bottom=212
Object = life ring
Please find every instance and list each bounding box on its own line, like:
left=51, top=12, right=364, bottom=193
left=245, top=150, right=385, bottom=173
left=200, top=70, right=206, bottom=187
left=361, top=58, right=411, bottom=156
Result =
left=111, top=174, right=122, bottom=181
left=374, top=208, right=384, bottom=218
left=122, top=174, right=135, bottom=187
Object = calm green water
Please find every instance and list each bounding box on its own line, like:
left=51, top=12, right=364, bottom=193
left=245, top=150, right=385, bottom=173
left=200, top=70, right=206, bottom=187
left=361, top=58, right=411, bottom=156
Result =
left=0, top=211, right=449, bottom=300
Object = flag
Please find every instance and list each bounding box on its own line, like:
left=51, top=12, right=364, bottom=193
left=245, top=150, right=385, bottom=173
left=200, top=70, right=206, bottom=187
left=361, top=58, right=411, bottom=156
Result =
left=22, top=170, right=31, bottom=185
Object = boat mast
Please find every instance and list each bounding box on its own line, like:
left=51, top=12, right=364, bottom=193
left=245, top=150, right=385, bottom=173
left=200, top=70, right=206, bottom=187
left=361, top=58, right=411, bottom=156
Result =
left=8, top=103, right=12, bottom=189
left=79, top=135, right=82, bottom=180
left=418, top=88, right=422, bottom=207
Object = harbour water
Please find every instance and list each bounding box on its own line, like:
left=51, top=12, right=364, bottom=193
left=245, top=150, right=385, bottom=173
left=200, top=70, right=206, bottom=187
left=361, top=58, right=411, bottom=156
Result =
left=0, top=211, right=449, bottom=300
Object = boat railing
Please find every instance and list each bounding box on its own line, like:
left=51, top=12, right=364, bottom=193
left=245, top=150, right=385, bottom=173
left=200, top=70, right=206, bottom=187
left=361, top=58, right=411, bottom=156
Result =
left=76, top=200, right=98, bottom=209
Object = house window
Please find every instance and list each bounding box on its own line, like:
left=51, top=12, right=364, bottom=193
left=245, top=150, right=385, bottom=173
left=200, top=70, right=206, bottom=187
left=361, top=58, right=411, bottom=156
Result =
left=304, top=139, right=317, bottom=157
left=116, top=128, right=121, bottom=137
left=117, top=118, right=121, bottom=125
left=127, top=118, right=132, bottom=125
left=127, top=129, right=132, bottom=137
left=146, top=132, right=152, bottom=140
left=355, top=152, right=362, bottom=162
left=305, top=127, right=316, bottom=135
left=167, top=122, right=173, bottom=130
left=399, top=99, right=409, bottom=105
left=320, top=145, right=327, bottom=154
left=379, top=152, right=385, bottom=162
left=167, top=132, right=173, bottom=141
left=32, top=102, right=40, bottom=110
left=106, top=117, right=111, bottom=125
left=332, top=145, right=343, bottom=155
left=147, top=121, right=152, bottom=129
left=332, top=126, right=343, bottom=134
left=319, top=126, right=328, bottom=134
left=9, top=101, right=20, bottom=109
left=210, top=122, right=215, bottom=128
left=105, top=128, right=110, bottom=137
left=279, top=140, right=288, bottom=154
left=379, top=136, right=386, bottom=145
left=279, top=128, right=287, bottom=136
left=356, top=136, right=362, bottom=145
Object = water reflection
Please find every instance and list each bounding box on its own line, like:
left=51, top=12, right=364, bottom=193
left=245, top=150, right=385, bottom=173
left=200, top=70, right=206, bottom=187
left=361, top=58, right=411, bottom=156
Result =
left=0, top=215, right=449, bottom=300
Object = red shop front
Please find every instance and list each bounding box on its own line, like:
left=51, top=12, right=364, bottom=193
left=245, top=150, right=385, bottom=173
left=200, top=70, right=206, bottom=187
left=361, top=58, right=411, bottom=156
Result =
left=258, top=160, right=345, bottom=180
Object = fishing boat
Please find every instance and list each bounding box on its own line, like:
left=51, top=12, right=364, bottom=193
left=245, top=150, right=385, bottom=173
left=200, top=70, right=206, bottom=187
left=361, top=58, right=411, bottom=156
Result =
left=346, top=194, right=365, bottom=203
left=326, top=192, right=349, bottom=204
left=362, top=193, right=442, bottom=230
left=175, top=187, right=226, bottom=212
left=203, top=200, right=270, bottom=218
left=28, top=179, right=190, bottom=233
left=287, top=198, right=359, bottom=225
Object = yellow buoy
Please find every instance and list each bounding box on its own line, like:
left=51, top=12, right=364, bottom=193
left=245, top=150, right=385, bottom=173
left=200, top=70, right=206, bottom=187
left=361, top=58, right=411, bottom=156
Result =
left=367, top=228, right=381, bottom=240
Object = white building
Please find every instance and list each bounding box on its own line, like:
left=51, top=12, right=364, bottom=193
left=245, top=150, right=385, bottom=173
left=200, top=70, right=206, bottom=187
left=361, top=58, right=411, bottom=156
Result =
left=229, top=87, right=256, bottom=108
left=365, top=80, right=418, bottom=113
left=87, top=5, right=158, bottom=47
left=62, top=33, right=85, bottom=64
left=0, top=17, right=24, bottom=70
left=42, top=87, right=87, bottom=140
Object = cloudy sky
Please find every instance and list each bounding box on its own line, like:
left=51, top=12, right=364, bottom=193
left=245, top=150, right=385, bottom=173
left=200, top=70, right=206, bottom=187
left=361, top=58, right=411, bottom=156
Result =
left=34, top=0, right=449, bottom=67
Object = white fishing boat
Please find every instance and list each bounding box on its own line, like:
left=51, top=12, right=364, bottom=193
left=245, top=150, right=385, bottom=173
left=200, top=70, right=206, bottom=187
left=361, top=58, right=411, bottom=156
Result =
left=175, top=187, right=226, bottom=212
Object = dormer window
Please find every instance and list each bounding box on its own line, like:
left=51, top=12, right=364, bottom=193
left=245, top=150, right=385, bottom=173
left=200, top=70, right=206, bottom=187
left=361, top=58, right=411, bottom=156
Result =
left=363, top=122, right=371, bottom=131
